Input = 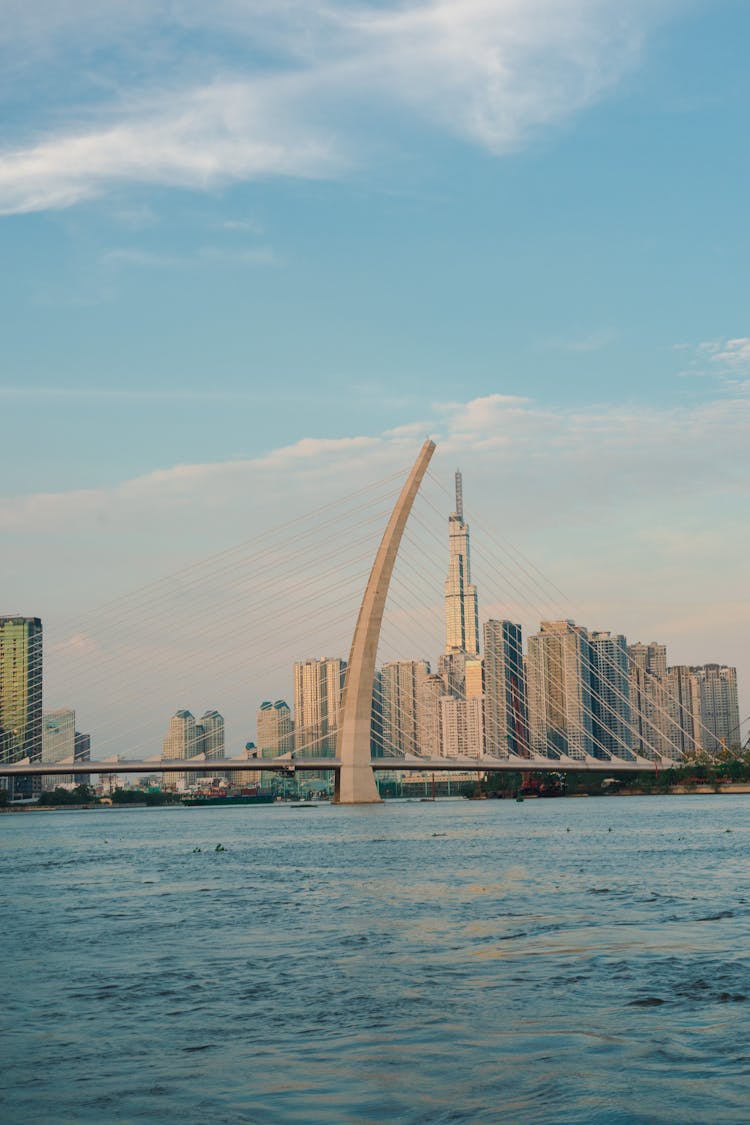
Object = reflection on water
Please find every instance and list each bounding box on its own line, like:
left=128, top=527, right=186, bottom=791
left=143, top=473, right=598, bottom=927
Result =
left=2, top=796, right=750, bottom=1123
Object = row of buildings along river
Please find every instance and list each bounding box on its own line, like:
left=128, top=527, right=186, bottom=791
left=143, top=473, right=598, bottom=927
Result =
left=1, top=473, right=741, bottom=796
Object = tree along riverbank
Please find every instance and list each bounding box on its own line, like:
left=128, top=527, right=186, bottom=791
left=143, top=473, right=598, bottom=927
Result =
left=479, top=755, right=750, bottom=799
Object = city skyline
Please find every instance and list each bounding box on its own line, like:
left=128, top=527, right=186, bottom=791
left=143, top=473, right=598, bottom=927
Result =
left=1, top=455, right=746, bottom=779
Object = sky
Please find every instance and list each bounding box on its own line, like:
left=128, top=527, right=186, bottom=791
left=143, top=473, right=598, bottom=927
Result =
left=1, top=0, right=749, bottom=746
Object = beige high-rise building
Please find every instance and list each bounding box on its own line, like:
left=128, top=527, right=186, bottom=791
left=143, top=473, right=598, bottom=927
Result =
left=464, top=658, right=483, bottom=700
left=198, top=710, right=225, bottom=761
left=444, top=471, right=479, bottom=657
left=439, top=696, right=466, bottom=758
left=692, top=664, right=740, bottom=752
left=484, top=620, right=529, bottom=758
left=628, top=642, right=671, bottom=759
left=662, top=667, right=700, bottom=759
left=466, top=695, right=485, bottom=758
left=293, top=658, right=346, bottom=757
left=417, top=673, right=444, bottom=757
left=377, top=661, right=430, bottom=757
left=257, top=700, right=294, bottom=783
left=162, top=710, right=201, bottom=790
left=438, top=694, right=484, bottom=758
left=527, top=621, right=594, bottom=760
left=236, top=742, right=262, bottom=788
left=257, top=700, right=294, bottom=756
left=629, top=642, right=667, bottom=679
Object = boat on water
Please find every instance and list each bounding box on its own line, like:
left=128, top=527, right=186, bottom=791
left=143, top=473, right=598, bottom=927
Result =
left=181, top=793, right=274, bottom=807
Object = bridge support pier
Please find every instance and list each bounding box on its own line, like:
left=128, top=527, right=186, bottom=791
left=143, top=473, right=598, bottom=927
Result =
left=333, top=439, right=436, bottom=804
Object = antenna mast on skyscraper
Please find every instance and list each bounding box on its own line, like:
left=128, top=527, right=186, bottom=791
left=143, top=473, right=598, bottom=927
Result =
left=455, top=470, right=463, bottom=520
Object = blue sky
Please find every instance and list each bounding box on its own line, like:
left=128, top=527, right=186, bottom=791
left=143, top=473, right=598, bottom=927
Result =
left=1, top=0, right=749, bottom=740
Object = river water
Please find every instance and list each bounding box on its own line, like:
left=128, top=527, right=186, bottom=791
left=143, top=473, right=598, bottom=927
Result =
left=2, top=795, right=750, bottom=1124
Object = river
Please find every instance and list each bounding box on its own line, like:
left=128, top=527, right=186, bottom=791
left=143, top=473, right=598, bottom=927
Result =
left=2, top=795, right=749, bottom=1123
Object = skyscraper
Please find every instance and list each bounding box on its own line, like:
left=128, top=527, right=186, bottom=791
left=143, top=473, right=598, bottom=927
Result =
left=257, top=700, right=294, bottom=756
left=589, top=631, right=632, bottom=759
left=74, top=730, right=91, bottom=787
left=256, top=700, right=294, bottom=785
left=444, top=471, right=479, bottom=657
left=628, top=641, right=670, bottom=758
left=527, top=620, right=594, bottom=760
left=692, top=664, right=741, bottom=752
left=376, top=660, right=430, bottom=757
left=162, top=710, right=201, bottom=790
left=198, top=710, right=225, bottom=761
left=0, top=615, right=43, bottom=799
left=662, top=666, right=700, bottom=759
left=483, top=620, right=529, bottom=758
left=293, top=658, right=346, bottom=756
left=41, top=708, right=76, bottom=790
left=416, top=673, right=444, bottom=757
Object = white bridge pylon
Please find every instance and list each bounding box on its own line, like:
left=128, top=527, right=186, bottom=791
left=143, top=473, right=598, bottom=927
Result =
left=334, top=437, right=436, bottom=803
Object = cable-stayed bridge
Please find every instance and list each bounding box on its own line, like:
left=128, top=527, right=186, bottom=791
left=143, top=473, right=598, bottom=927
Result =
left=3, top=440, right=733, bottom=800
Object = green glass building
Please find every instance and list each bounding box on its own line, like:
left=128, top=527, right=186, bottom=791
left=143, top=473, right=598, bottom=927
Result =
left=0, top=616, right=43, bottom=798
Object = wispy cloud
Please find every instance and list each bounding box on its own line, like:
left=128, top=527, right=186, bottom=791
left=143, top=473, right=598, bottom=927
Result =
left=3, top=385, right=749, bottom=530
left=0, top=0, right=681, bottom=215
left=677, top=335, right=750, bottom=383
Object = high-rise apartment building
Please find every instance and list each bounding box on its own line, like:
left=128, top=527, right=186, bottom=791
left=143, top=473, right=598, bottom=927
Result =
left=376, top=660, right=430, bottom=758
left=444, top=471, right=479, bottom=657
left=236, top=742, right=262, bottom=788
left=198, top=710, right=225, bottom=761
left=629, top=642, right=667, bottom=680
left=256, top=700, right=293, bottom=785
left=417, top=673, right=444, bottom=757
left=437, top=651, right=466, bottom=698
left=257, top=700, right=294, bottom=756
left=527, top=620, right=594, bottom=760
left=0, top=615, right=43, bottom=798
left=483, top=620, right=529, bottom=758
left=162, top=710, right=201, bottom=790
left=662, top=667, right=700, bottom=759
left=628, top=641, right=671, bottom=759
left=293, top=658, right=346, bottom=757
left=439, top=695, right=467, bottom=758
left=589, top=632, right=632, bottom=758
left=692, top=664, right=741, bottom=752
left=41, top=708, right=76, bottom=789
left=74, top=730, right=91, bottom=787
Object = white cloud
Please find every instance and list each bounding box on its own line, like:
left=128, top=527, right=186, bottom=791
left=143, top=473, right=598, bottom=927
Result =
left=0, top=77, right=344, bottom=214
left=677, top=335, right=750, bottom=382
left=2, top=387, right=748, bottom=534
left=0, top=0, right=681, bottom=214
left=710, top=337, right=750, bottom=370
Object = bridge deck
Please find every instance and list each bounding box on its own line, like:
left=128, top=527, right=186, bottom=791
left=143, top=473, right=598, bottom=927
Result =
left=1, top=753, right=668, bottom=776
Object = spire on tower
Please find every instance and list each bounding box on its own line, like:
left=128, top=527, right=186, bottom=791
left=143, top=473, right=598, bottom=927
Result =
left=455, top=470, right=463, bottom=521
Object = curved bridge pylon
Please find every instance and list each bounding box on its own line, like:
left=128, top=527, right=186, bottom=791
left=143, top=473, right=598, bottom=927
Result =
left=333, top=439, right=436, bottom=804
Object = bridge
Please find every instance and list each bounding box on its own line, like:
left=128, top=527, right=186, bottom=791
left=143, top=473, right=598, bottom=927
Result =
left=0, top=748, right=659, bottom=781
left=2, top=437, right=710, bottom=800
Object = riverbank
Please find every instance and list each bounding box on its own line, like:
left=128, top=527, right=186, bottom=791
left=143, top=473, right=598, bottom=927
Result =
left=4, top=783, right=750, bottom=813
